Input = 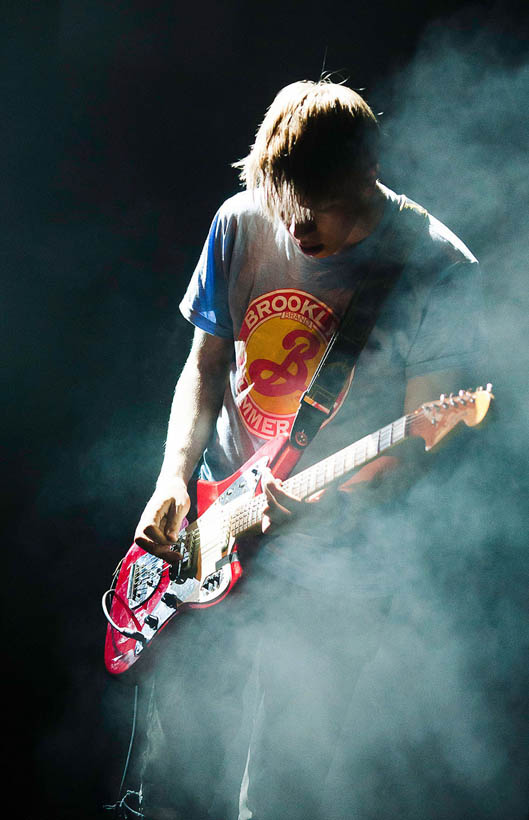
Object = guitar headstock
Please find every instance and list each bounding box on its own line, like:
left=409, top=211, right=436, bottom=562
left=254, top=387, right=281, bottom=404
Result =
left=409, top=384, right=494, bottom=451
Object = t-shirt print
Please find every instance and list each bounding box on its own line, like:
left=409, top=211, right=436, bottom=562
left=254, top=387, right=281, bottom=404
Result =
left=234, top=289, right=339, bottom=439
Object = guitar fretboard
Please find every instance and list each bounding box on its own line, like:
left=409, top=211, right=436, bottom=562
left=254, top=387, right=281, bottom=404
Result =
left=228, top=414, right=409, bottom=538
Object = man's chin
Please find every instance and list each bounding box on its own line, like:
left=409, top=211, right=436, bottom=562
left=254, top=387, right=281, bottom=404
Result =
left=300, top=244, right=326, bottom=257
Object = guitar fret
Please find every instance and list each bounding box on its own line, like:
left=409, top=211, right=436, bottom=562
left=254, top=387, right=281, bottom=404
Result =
left=379, top=423, right=392, bottom=451
left=393, top=416, right=406, bottom=444
left=363, top=437, right=369, bottom=461
left=358, top=438, right=367, bottom=465
left=291, top=474, right=303, bottom=497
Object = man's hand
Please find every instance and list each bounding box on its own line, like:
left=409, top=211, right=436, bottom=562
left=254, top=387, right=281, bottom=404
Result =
left=134, top=476, right=191, bottom=564
left=261, top=468, right=326, bottom=533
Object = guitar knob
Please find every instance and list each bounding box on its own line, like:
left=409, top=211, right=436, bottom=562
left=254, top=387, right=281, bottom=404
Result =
left=145, top=614, right=159, bottom=630
left=161, top=592, right=178, bottom=609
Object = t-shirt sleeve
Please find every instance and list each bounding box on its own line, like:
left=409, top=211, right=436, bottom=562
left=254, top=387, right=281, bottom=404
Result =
left=179, top=211, right=234, bottom=338
left=405, top=260, right=487, bottom=379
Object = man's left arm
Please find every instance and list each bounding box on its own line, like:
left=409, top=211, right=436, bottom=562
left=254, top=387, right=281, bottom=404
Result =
left=262, top=367, right=473, bottom=527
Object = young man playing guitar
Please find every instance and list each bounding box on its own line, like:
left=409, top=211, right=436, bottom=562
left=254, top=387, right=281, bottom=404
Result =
left=132, top=81, right=485, bottom=819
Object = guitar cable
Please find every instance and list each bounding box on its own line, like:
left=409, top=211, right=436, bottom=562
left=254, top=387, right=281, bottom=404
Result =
left=102, top=588, right=147, bottom=644
left=103, top=684, right=145, bottom=818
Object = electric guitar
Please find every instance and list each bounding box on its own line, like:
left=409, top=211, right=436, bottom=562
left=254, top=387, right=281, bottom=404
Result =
left=103, top=385, right=493, bottom=676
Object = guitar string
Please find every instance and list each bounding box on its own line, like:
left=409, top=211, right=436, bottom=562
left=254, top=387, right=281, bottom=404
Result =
left=142, top=401, right=470, bottom=575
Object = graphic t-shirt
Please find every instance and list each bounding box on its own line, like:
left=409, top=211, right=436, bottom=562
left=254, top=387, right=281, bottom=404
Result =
left=180, top=184, right=484, bottom=480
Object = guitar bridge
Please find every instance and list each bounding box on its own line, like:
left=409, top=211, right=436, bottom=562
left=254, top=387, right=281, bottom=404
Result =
left=127, top=553, right=164, bottom=608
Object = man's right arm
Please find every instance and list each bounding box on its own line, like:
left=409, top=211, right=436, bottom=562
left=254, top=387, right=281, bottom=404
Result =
left=134, top=328, right=233, bottom=564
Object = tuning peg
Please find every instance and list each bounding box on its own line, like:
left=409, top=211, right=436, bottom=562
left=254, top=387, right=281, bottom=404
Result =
left=486, top=383, right=493, bottom=392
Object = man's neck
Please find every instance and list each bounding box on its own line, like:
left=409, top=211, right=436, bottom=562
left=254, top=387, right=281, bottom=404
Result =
left=344, top=182, right=387, bottom=247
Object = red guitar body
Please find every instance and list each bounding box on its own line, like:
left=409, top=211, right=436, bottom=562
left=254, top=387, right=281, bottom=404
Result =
left=103, top=434, right=301, bottom=676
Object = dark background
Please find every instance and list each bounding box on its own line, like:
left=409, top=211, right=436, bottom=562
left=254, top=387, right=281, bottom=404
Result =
left=3, top=1, right=528, bottom=817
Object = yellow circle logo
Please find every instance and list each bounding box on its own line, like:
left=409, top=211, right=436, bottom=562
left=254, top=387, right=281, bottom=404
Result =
left=236, top=290, right=338, bottom=439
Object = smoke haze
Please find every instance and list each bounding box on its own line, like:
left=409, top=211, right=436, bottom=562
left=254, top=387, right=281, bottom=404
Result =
left=133, top=19, right=529, bottom=818
left=5, top=3, right=527, bottom=818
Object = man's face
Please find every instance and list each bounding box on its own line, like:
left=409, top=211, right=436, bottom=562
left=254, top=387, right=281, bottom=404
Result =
left=286, top=197, right=366, bottom=258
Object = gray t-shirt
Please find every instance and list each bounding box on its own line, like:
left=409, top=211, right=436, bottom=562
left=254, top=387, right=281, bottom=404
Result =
left=181, top=185, right=483, bottom=473
left=180, top=185, right=485, bottom=594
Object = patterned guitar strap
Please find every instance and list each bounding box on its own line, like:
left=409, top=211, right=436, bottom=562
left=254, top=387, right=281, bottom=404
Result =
left=290, top=197, right=430, bottom=450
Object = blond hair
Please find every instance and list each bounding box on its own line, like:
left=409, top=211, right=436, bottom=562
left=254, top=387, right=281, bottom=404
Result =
left=233, top=80, right=379, bottom=222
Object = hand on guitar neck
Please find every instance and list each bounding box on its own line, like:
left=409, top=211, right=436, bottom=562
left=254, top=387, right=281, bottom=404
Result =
left=261, top=466, right=326, bottom=533
left=261, top=454, right=405, bottom=534
left=260, top=368, right=479, bottom=533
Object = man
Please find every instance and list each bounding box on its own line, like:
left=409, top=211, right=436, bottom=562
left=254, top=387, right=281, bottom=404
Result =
left=135, top=80, right=485, bottom=819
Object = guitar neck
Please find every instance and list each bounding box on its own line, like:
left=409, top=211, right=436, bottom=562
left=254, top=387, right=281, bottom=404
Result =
left=284, top=414, right=408, bottom=500
left=231, top=414, right=410, bottom=538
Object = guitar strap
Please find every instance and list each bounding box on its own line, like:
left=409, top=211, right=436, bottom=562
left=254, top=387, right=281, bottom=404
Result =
left=290, top=198, right=430, bottom=449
